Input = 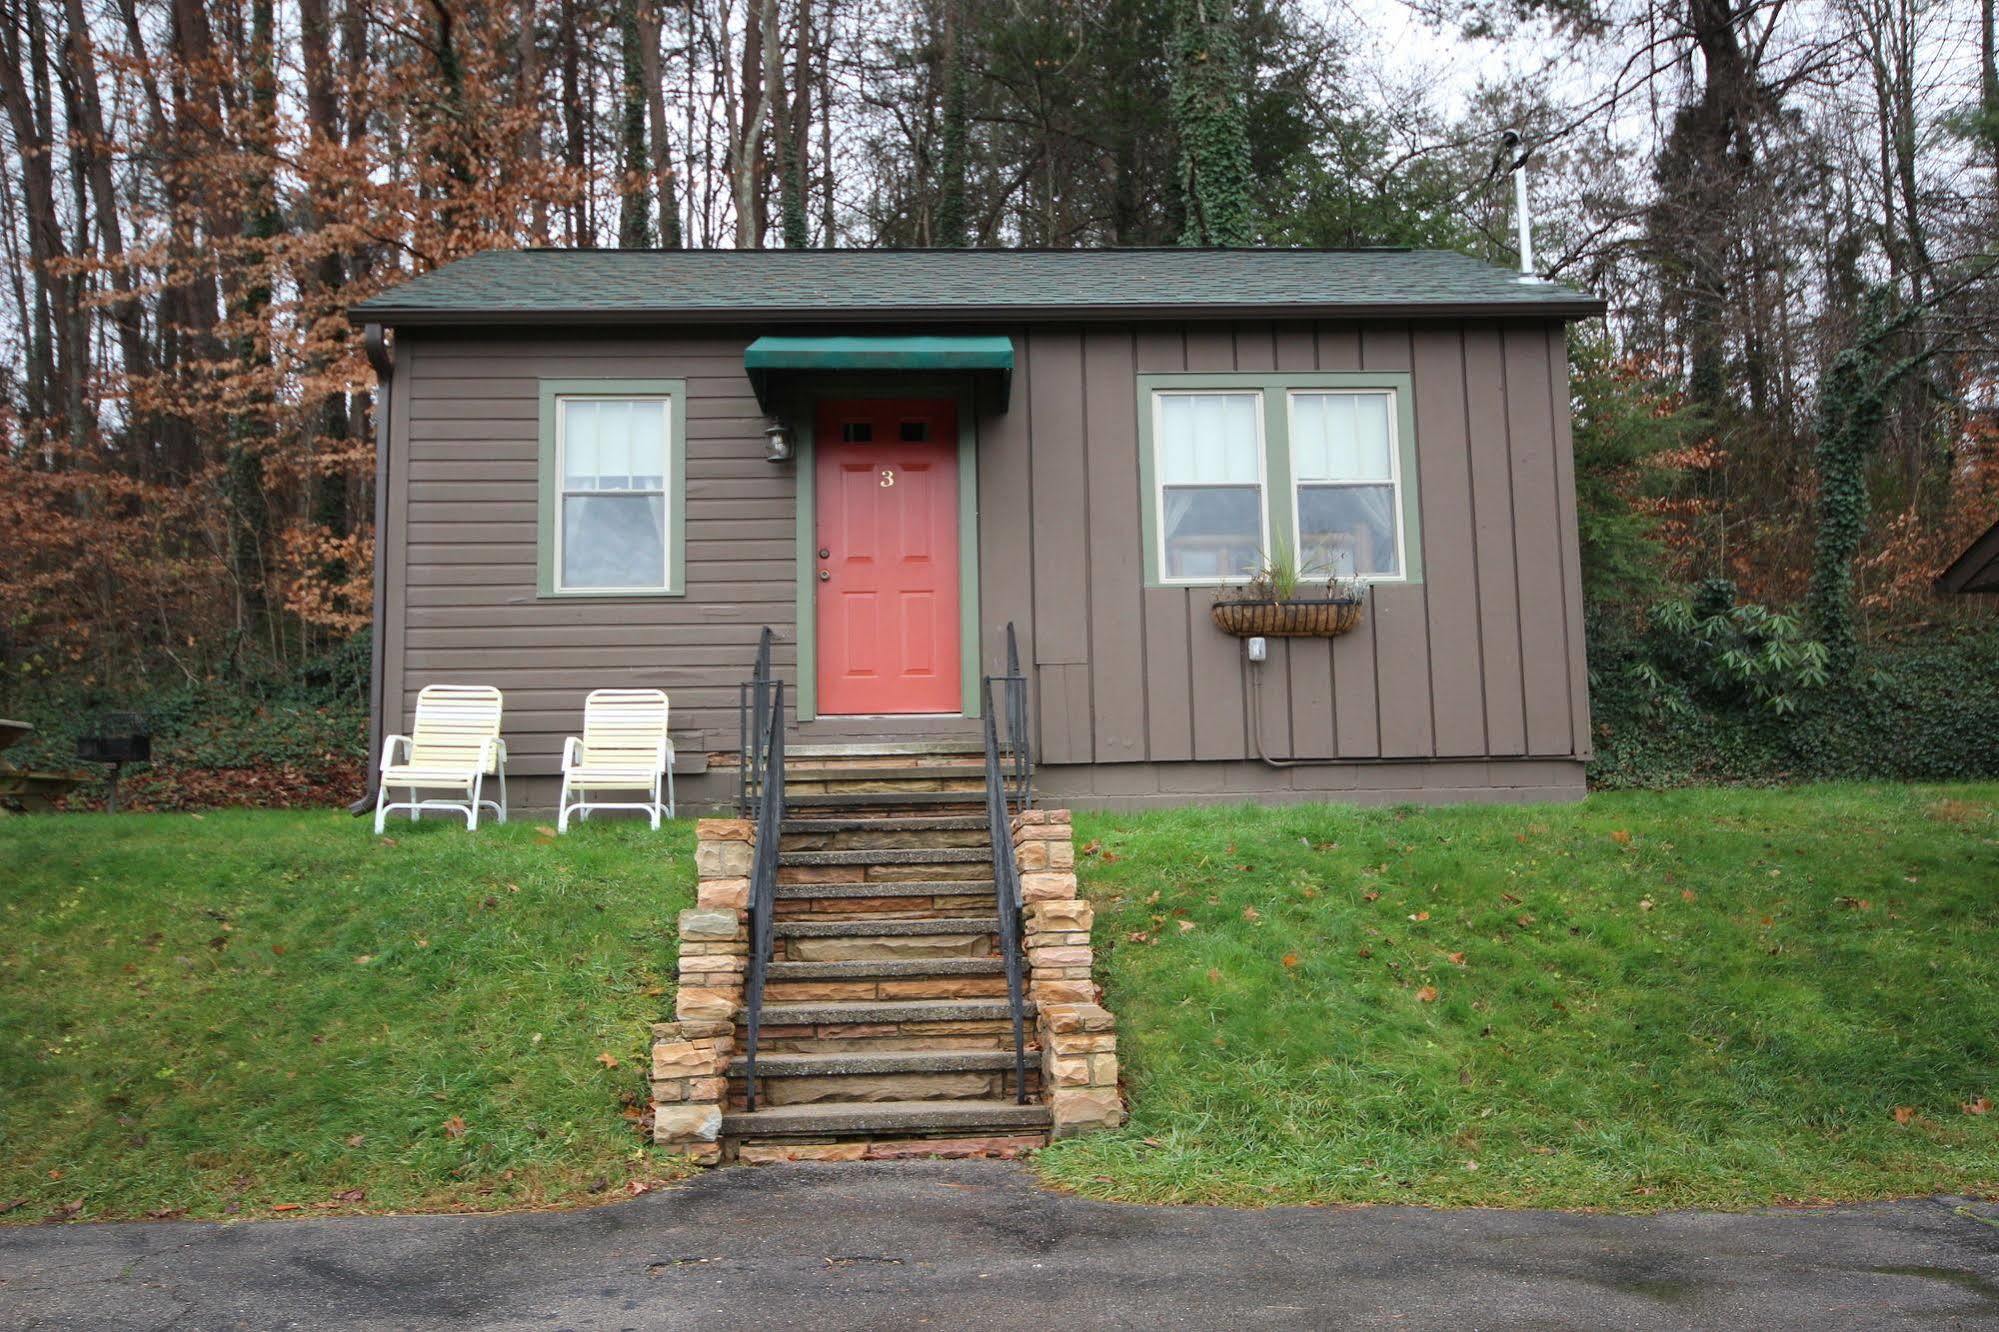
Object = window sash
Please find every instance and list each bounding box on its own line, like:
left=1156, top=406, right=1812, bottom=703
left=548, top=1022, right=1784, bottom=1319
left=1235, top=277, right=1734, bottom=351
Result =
left=1150, top=390, right=1270, bottom=585
left=1286, top=389, right=1406, bottom=583
left=555, top=395, right=674, bottom=592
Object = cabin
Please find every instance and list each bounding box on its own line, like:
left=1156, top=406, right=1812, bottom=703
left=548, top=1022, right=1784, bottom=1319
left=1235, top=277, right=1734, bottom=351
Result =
left=350, top=248, right=1603, bottom=814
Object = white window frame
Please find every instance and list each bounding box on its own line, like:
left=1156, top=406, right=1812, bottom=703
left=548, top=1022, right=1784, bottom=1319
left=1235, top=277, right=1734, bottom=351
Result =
left=1149, top=388, right=1273, bottom=588
left=1285, top=387, right=1409, bottom=584
left=553, top=393, right=676, bottom=595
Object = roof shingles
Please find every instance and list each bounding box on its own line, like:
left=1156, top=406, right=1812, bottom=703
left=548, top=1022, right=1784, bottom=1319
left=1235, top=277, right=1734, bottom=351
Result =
left=351, top=248, right=1601, bottom=324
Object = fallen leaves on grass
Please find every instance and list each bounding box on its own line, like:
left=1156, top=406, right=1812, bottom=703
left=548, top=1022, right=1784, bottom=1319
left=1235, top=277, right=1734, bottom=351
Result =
left=1893, top=1106, right=1918, bottom=1126
left=596, top=1052, right=620, bottom=1069
left=1610, top=830, right=1633, bottom=847
left=1964, top=1098, right=1992, bottom=1116
left=272, top=1202, right=302, bottom=1212
left=443, top=1115, right=469, bottom=1139
left=1447, top=952, right=1467, bottom=966
left=1408, top=910, right=1430, bottom=922
left=1415, top=986, right=1439, bottom=1003
left=1282, top=953, right=1300, bottom=969
left=1177, top=920, right=1197, bottom=933
left=345, top=1134, right=365, bottom=1148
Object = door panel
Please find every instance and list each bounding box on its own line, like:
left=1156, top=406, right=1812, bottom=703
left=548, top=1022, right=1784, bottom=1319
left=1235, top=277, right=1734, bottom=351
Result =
left=816, top=399, right=961, bottom=715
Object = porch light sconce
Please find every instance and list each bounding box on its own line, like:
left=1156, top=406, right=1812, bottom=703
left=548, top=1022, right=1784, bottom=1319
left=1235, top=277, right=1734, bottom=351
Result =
left=762, top=418, right=793, bottom=463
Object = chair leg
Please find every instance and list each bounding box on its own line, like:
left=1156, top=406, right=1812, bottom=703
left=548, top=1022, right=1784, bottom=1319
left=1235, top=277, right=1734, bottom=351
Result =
left=467, top=774, right=482, bottom=830
left=409, top=787, right=419, bottom=823
left=664, top=766, right=676, bottom=821
left=374, top=782, right=389, bottom=835
left=558, top=778, right=571, bottom=834
left=496, top=763, right=508, bottom=825
left=649, top=776, right=662, bottom=830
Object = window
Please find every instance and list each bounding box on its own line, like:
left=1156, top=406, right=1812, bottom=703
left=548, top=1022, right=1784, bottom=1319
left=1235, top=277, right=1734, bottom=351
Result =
left=1153, top=391, right=1267, bottom=582
left=1289, top=391, right=1402, bottom=578
left=538, top=380, right=686, bottom=597
left=1138, top=372, right=1420, bottom=587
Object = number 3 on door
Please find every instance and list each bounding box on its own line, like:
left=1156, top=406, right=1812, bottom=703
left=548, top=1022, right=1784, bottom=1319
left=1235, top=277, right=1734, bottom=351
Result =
left=879, top=468, right=895, bottom=487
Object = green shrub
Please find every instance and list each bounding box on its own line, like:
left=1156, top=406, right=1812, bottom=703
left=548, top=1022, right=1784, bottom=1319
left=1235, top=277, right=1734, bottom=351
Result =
left=1590, top=613, right=1999, bottom=787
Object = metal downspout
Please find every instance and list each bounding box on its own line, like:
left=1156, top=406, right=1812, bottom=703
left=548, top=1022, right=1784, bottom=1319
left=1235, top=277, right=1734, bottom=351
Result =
left=348, top=323, right=394, bottom=816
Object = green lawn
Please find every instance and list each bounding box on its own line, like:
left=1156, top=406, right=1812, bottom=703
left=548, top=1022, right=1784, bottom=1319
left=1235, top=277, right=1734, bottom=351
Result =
left=1036, top=785, right=1999, bottom=1210
left=6, top=787, right=1998, bottom=1222
left=0, top=811, right=693, bottom=1222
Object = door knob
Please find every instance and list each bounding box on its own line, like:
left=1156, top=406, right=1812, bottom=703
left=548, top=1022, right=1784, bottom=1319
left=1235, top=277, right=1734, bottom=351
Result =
left=818, top=570, right=830, bottom=582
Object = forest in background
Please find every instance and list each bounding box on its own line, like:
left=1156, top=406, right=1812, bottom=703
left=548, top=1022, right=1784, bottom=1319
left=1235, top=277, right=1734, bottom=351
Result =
left=2, top=0, right=1997, bottom=804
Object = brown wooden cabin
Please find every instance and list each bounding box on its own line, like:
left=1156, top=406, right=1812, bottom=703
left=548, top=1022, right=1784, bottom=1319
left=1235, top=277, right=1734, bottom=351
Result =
left=350, top=248, right=1603, bottom=812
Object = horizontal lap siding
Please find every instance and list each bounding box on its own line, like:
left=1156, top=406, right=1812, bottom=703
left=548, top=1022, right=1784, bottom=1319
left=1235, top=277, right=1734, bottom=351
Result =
left=1014, top=318, right=1585, bottom=767
left=389, top=331, right=787, bottom=763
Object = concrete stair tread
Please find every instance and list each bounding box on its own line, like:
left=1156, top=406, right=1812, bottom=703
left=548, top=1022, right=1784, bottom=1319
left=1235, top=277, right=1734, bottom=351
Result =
left=727, top=1050, right=1021, bottom=1077
left=753, top=997, right=1032, bottom=1026
left=721, top=1098, right=1049, bottom=1137
left=785, top=765, right=985, bottom=782
left=766, top=957, right=1004, bottom=980
left=772, top=916, right=1001, bottom=938
left=780, top=847, right=990, bottom=866
left=785, top=792, right=987, bottom=809
left=780, top=816, right=989, bottom=833
left=774, top=879, right=996, bottom=899
left=784, top=741, right=985, bottom=759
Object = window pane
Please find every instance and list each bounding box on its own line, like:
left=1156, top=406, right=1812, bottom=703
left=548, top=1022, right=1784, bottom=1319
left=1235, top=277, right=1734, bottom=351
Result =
left=625, top=400, right=667, bottom=488
left=1291, top=392, right=1393, bottom=481
left=899, top=420, right=929, bottom=442
left=1299, top=484, right=1398, bottom=577
left=841, top=421, right=873, bottom=442
left=563, top=400, right=601, bottom=489
left=1158, top=393, right=1259, bottom=485
left=562, top=398, right=668, bottom=491
left=562, top=494, right=666, bottom=589
left=1162, top=486, right=1261, bottom=580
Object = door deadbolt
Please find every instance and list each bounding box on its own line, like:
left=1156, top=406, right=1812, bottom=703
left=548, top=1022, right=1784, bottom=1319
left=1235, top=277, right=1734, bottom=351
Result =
left=818, top=547, right=830, bottom=559
left=818, top=570, right=831, bottom=581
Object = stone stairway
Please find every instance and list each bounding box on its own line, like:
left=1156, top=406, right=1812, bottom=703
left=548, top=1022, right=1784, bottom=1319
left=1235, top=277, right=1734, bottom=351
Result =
left=652, top=742, right=1119, bottom=1165
left=732, top=746, right=1049, bottom=1161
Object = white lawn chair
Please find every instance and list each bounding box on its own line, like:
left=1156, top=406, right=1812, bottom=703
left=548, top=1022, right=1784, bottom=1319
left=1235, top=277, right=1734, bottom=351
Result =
left=558, top=689, right=675, bottom=832
left=373, top=685, right=508, bottom=833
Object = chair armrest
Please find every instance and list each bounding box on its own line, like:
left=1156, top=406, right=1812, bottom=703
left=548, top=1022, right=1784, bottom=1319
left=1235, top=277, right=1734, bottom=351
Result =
left=378, top=734, right=411, bottom=772
left=482, top=736, right=507, bottom=772
left=656, top=738, right=671, bottom=771
left=560, top=736, right=581, bottom=770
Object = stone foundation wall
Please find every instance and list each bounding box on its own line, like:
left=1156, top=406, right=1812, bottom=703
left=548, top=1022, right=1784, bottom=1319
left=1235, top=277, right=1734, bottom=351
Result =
left=1013, top=809, right=1124, bottom=1139
left=651, top=818, right=754, bottom=1162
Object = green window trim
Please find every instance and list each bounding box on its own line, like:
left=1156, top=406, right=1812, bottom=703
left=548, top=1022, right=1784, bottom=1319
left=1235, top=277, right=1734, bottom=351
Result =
left=1136, top=371, right=1423, bottom=588
left=536, top=378, right=689, bottom=599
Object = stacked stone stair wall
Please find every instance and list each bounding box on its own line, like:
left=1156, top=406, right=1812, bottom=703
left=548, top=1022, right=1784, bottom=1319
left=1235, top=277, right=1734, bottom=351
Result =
left=651, top=754, right=1122, bottom=1163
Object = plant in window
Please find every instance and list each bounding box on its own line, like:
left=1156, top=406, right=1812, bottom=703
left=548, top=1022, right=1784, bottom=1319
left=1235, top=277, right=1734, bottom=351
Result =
left=1211, top=538, right=1368, bottom=638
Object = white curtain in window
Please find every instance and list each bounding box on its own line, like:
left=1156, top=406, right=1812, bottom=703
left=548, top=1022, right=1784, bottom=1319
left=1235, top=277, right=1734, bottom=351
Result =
left=559, top=398, right=670, bottom=589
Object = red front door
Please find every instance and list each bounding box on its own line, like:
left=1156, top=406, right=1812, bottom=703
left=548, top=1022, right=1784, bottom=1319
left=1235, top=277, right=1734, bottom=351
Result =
left=815, top=399, right=961, bottom=715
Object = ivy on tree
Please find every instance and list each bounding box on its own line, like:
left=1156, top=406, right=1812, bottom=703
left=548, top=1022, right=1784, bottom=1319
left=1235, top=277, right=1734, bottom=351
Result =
left=1170, top=0, right=1255, bottom=247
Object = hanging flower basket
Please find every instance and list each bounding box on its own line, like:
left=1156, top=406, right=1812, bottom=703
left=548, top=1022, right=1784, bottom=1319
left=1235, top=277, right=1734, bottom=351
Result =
left=1210, top=595, right=1365, bottom=639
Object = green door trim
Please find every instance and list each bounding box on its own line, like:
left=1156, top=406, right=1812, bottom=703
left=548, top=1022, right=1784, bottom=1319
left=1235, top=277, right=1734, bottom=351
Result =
left=790, top=379, right=982, bottom=722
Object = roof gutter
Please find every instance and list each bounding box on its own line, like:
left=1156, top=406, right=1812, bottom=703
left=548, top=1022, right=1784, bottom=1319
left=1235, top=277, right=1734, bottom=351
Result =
left=348, top=323, right=394, bottom=817
left=346, top=297, right=1607, bottom=328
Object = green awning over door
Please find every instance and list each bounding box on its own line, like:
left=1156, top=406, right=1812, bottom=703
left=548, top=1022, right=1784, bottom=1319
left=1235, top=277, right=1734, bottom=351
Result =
left=744, top=335, right=1014, bottom=413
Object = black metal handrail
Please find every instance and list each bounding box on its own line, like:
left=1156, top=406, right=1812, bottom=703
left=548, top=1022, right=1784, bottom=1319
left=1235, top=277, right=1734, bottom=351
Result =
left=982, top=621, right=1033, bottom=1104
left=739, top=670, right=785, bottom=1112
left=737, top=627, right=774, bottom=816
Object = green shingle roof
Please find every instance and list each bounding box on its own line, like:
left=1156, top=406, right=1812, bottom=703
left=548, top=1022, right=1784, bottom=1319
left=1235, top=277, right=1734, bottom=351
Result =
left=350, top=248, right=1601, bottom=325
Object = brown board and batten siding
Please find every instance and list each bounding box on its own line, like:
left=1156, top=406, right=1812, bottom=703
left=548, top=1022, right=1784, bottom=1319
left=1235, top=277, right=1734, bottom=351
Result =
left=982, top=319, right=1588, bottom=776
left=383, top=315, right=1587, bottom=808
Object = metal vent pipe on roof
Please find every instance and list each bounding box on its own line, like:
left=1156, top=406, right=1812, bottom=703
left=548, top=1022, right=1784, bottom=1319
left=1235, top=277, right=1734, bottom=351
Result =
left=1501, top=130, right=1543, bottom=284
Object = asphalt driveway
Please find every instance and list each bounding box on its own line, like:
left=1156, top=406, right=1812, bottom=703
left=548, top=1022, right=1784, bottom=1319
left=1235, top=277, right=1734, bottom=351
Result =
left=3, top=1162, right=1997, bottom=1329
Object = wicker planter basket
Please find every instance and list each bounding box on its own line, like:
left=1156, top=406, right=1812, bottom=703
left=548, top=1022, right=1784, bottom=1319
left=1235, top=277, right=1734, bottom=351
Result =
left=1210, top=596, right=1366, bottom=638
